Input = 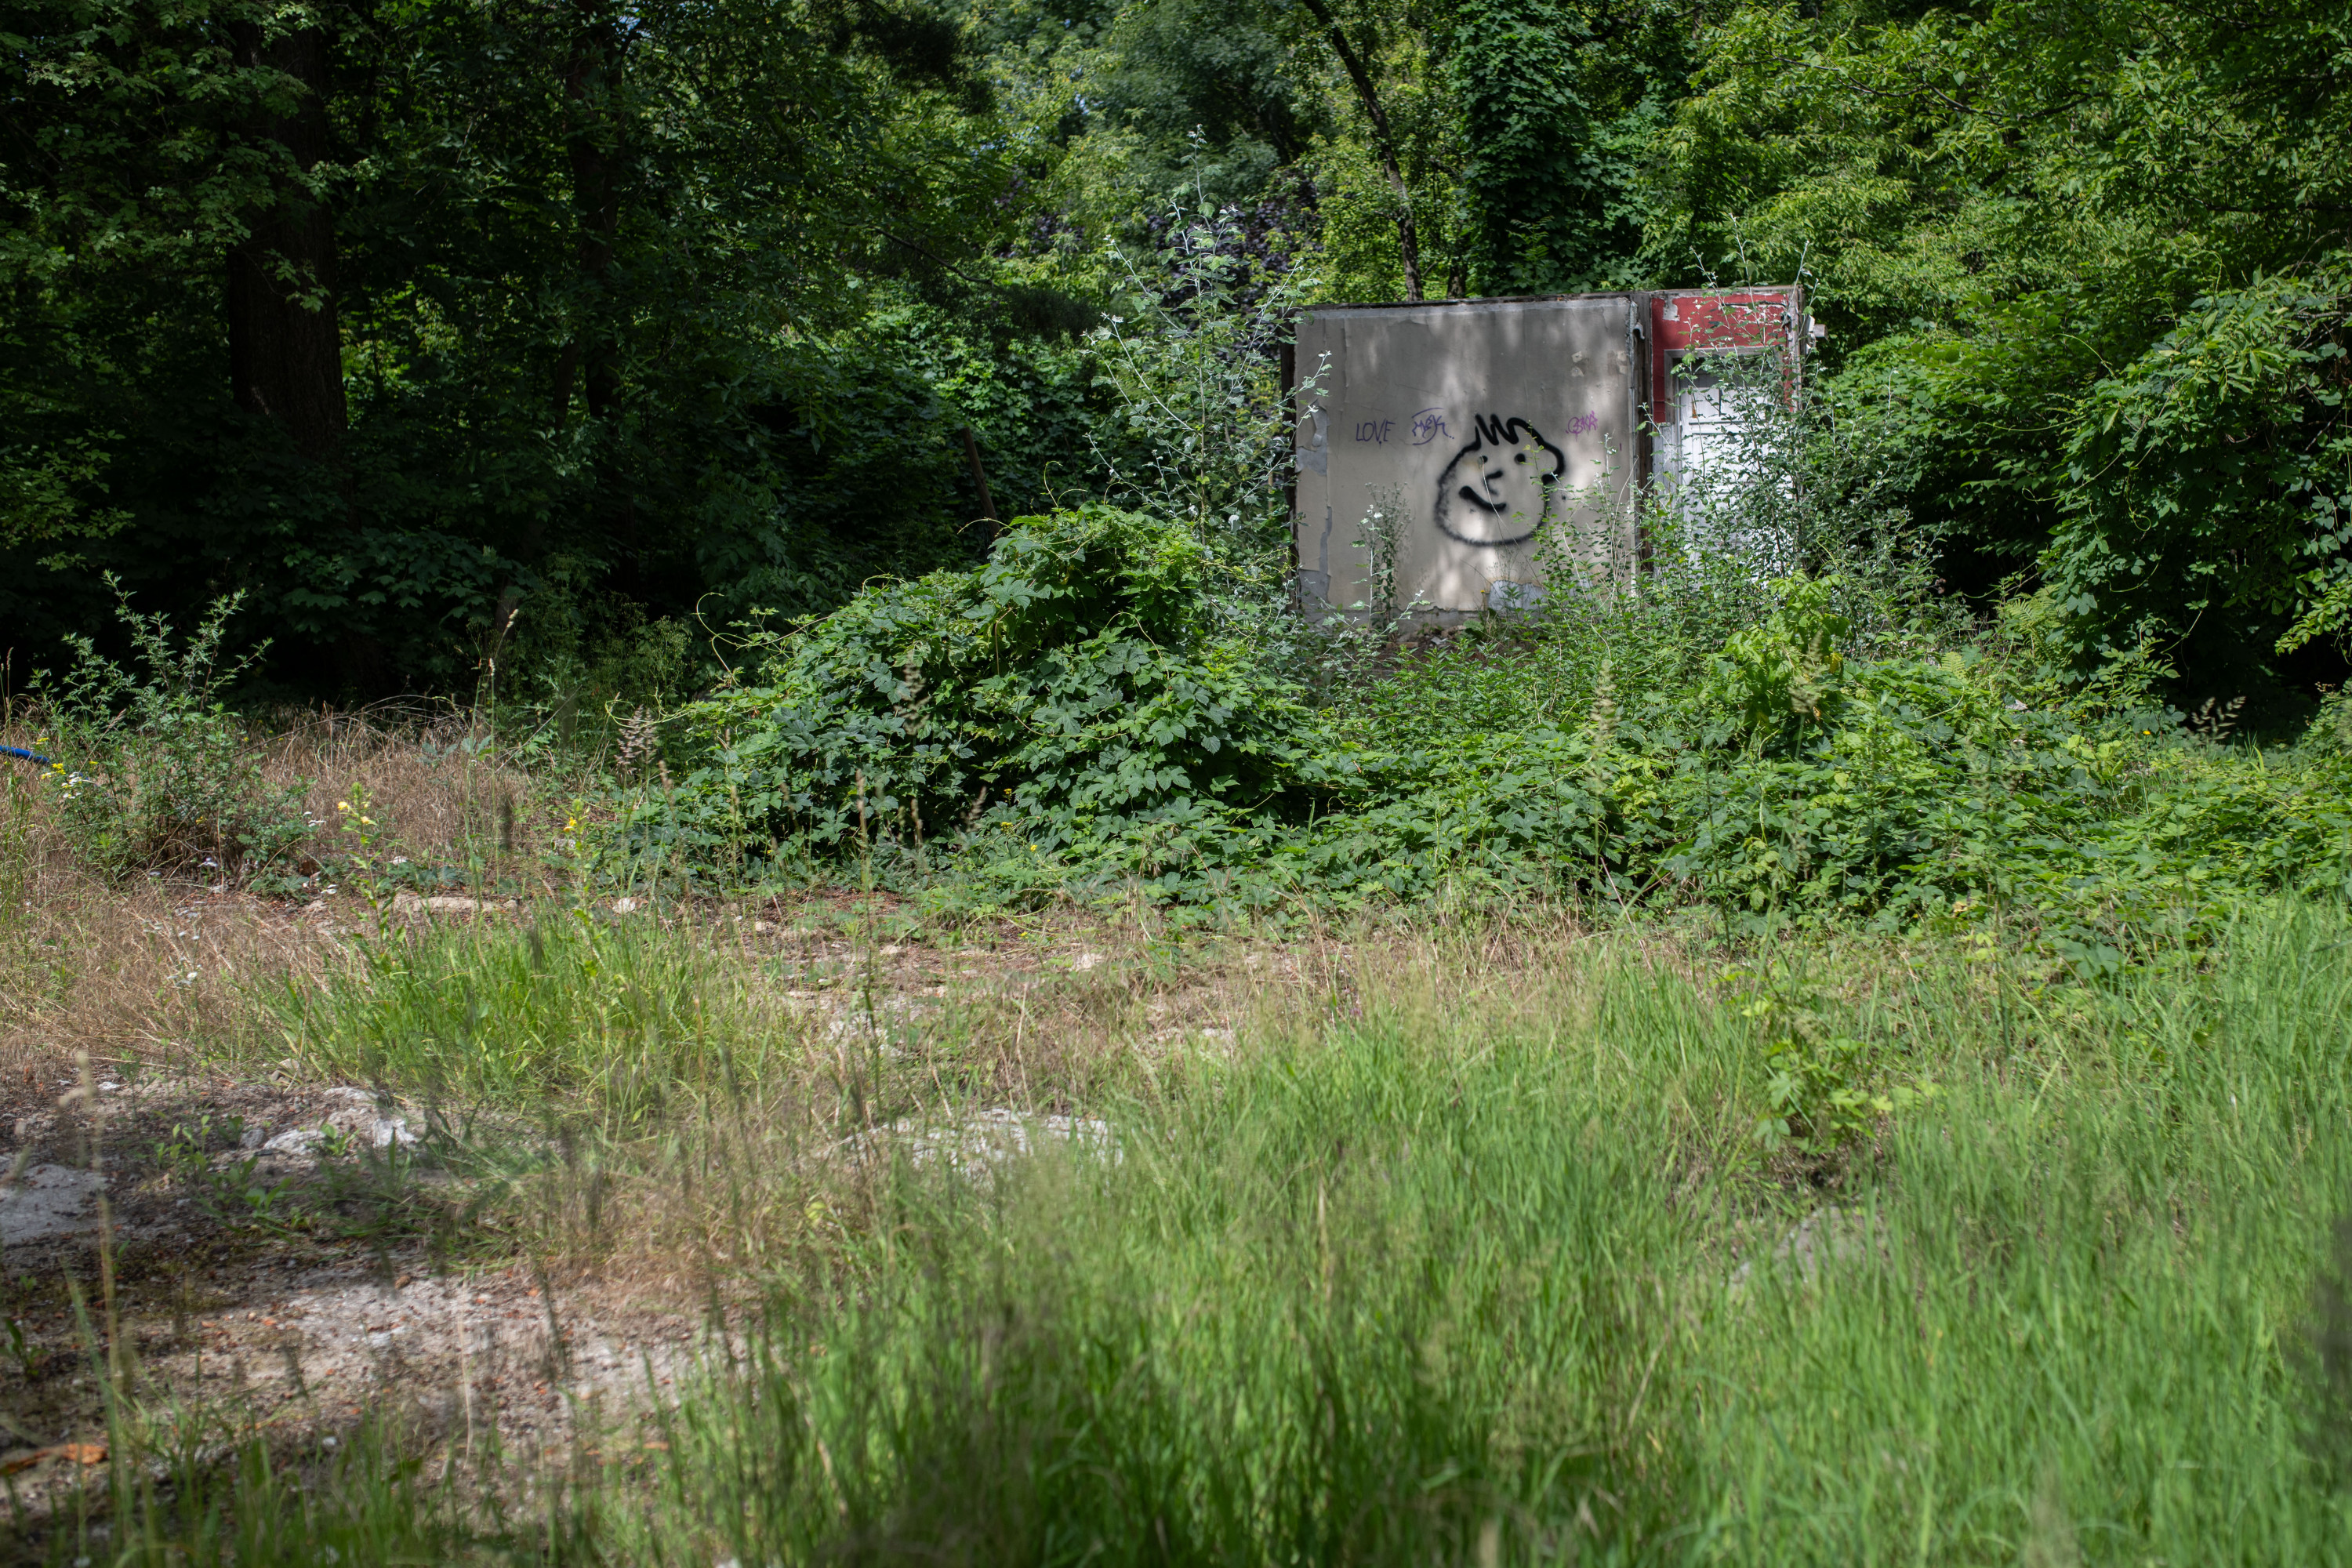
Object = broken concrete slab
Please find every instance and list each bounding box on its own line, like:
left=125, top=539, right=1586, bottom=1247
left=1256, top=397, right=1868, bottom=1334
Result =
left=390, top=893, right=520, bottom=918
left=1729, top=1205, right=1889, bottom=1295
left=849, top=1109, right=1119, bottom=1179
left=0, top=1165, right=106, bottom=1247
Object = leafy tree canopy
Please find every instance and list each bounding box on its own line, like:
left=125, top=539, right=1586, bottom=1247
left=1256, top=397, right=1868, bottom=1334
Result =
left=1653, top=0, right=2352, bottom=687
left=3, top=0, right=2347, bottom=706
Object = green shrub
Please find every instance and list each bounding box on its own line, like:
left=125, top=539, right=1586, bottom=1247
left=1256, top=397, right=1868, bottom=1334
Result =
left=34, top=583, right=310, bottom=882
left=1312, top=614, right=2352, bottom=938
left=634, top=509, right=2352, bottom=946
left=634, top=504, right=1335, bottom=875
left=1708, top=574, right=1850, bottom=737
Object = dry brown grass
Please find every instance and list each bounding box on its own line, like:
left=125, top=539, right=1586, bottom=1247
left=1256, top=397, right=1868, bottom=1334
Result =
left=2, top=691, right=1700, bottom=1301
left=1, top=782, right=296, bottom=1070
left=0, top=708, right=564, bottom=1074
left=252, top=707, right=559, bottom=876
left=0, top=763, right=1766, bottom=1527
left=0, top=690, right=1949, bottom=1563
left=528, top=909, right=1664, bottom=1297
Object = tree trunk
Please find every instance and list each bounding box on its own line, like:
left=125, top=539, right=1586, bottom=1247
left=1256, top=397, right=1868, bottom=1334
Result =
left=557, top=0, right=637, bottom=571
left=1296, top=0, right=1423, bottom=301
left=561, top=0, right=622, bottom=423
left=227, top=24, right=347, bottom=459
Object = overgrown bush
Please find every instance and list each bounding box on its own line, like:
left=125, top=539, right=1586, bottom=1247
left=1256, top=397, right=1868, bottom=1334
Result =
left=633, top=505, right=1338, bottom=879
left=631, top=480, right=2352, bottom=946
left=1305, top=579, right=2352, bottom=949
left=33, top=583, right=310, bottom=882
left=621, top=308, right=2352, bottom=946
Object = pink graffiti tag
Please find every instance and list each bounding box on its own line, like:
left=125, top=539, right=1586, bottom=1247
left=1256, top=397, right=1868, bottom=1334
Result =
left=1567, top=412, right=1600, bottom=436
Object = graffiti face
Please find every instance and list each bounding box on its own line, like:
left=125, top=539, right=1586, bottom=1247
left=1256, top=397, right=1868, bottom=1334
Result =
left=1433, top=416, right=1566, bottom=546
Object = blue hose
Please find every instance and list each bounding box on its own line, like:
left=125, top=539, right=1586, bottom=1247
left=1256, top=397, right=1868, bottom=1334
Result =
left=2, top=746, right=53, bottom=766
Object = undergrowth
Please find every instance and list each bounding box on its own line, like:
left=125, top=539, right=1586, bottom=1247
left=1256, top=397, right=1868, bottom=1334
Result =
left=268, top=909, right=789, bottom=1131
left=16, top=488, right=2347, bottom=971
left=632, top=506, right=2352, bottom=958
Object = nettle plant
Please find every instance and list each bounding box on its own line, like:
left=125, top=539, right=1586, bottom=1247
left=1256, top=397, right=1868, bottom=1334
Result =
left=1724, top=960, right=1936, bottom=1160
left=34, top=583, right=310, bottom=883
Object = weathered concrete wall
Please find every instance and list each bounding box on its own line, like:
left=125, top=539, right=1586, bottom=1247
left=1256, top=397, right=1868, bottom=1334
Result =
left=1292, top=295, right=1644, bottom=616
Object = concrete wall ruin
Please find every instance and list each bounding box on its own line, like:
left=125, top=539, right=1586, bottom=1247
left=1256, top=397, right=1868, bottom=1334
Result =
left=1291, top=287, right=1807, bottom=617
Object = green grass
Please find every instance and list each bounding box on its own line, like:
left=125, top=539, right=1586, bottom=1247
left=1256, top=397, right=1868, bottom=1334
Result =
left=267, top=907, right=795, bottom=1131
left=100, top=904, right=2352, bottom=1563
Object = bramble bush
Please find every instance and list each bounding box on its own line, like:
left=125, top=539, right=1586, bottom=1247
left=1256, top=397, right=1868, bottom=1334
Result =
left=627, top=505, right=1345, bottom=887
left=627, top=286, right=2352, bottom=943
left=640, top=498, right=2352, bottom=946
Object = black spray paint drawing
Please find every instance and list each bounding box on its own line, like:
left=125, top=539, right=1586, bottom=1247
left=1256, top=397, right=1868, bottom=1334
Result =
left=1433, top=415, right=1566, bottom=546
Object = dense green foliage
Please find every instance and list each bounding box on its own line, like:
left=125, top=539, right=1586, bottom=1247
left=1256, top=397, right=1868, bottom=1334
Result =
left=12, top=0, right=2352, bottom=942
left=640, top=504, right=1325, bottom=869
left=637, top=505, right=2352, bottom=951
left=1450, top=0, right=1695, bottom=295
left=2, top=0, right=1094, bottom=693
left=20, top=5, right=2352, bottom=1556
left=1656, top=0, right=2352, bottom=688
left=9, top=0, right=2348, bottom=710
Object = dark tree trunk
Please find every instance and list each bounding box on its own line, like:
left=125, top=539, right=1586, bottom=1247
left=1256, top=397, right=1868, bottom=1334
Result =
left=558, top=0, right=636, bottom=569
left=1296, top=0, right=1422, bottom=301
left=227, top=24, right=347, bottom=459
left=561, top=0, right=623, bottom=423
